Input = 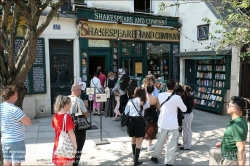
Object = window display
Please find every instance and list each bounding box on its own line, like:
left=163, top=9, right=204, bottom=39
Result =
left=147, top=43, right=170, bottom=79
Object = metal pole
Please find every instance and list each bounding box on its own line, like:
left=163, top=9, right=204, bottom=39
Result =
left=100, top=106, right=102, bottom=141
left=89, top=100, right=92, bottom=125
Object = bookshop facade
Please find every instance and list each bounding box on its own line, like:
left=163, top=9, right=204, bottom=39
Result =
left=176, top=50, right=232, bottom=114
left=77, top=7, right=181, bottom=86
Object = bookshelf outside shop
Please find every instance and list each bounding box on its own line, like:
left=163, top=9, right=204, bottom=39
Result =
left=192, top=55, right=231, bottom=113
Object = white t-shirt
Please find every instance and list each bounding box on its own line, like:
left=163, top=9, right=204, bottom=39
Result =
left=125, top=97, right=150, bottom=117
left=68, top=96, right=87, bottom=116
left=90, top=77, right=102, bottom=94
left=158, top=92, right=187, bottom=130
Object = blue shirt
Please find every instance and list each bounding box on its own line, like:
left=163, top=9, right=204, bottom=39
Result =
left=0, top=102, right=25, bottom=143
left=125, top=97, right=150, bottom=117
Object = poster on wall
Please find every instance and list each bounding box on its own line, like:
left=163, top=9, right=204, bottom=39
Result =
left=173, top=45, right=180, bottom=81
left=135, top=62, right=142, bottom=74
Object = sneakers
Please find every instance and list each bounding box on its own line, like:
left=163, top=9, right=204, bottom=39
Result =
left=147, top=145, right=154, bottom=151
left=151, top=157, right=159, bottom=164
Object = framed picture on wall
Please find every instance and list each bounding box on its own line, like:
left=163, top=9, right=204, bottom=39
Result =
left=197, top=24, right=209, bottom=40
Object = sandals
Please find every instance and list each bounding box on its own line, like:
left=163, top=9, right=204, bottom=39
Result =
left=93, top=112, right=98, bottom=116
left=113, top=117, right=117, bottom=121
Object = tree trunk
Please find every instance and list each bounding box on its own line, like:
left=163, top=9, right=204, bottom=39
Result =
left=14, top=82, right=27, bottom=109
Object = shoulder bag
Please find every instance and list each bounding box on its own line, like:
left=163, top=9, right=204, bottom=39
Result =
left=71, top=98, right=90, bottom=130
left=121, top=111, right=130, bottom=127
left=131, top=99, right=147, bottom=126
left=54, top=114, right=75, bottom=158
left=104, top=78, right=110, bottom=98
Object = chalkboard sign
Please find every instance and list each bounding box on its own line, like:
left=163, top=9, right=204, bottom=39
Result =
left=14, top=38, right=46, bottom=94
left=33, top=67, right=45, bottom=92
left=35, top=40, right=44, bottom=65
left=173, top=45, right=180, bottom=81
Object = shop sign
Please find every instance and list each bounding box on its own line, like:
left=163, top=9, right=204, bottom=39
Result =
left=77, top=9, right=177, bottom=26
left=80, top=22, right=180, bottom=42
left=94, top=12, right=167, bottom=26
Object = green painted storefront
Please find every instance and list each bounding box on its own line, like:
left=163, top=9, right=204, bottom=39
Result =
left=77, top=7, right=181, bottom=86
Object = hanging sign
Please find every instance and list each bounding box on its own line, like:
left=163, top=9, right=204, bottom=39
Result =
left=95, top=94, right=107, bottom=102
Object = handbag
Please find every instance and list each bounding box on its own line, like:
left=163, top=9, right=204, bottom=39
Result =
left=54, top=114, right=75, bottom=158
left=121, top=111, right=130, bottom=127
left=72, top=98, right=90, bottom=130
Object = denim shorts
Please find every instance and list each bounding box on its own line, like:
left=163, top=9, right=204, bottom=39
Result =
left=2, top=140, right=26, bottom=164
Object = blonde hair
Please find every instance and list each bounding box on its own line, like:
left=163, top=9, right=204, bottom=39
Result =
left=142, top=74, right=156, bottom=86
left=53, top=95, right=71, bottom=113
left=108, top=71, right=114, bottom=78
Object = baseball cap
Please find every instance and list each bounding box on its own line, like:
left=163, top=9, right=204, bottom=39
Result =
left=71, top=83, right=82, bottom=91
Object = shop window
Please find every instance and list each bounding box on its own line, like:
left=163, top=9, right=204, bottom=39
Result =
left=122, top=41, right=143, bottom=56
left=134, top=0, right=152, bottom=13
left=147, top=43, right=170, bottom=79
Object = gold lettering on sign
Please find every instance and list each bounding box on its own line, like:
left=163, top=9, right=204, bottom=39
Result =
left=80, top=22, right=180, bottom=42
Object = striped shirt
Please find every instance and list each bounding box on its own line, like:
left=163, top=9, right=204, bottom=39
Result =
left=0, top=102, right=25, bottom=143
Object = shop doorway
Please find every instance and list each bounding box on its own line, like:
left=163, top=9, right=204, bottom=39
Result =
left=121, top=58, right=144, bottom=77
left=89, top=56, right=107, bottom=78
left=49, top=39, right=74, bottom=113
left=185, top=59, right=196, bottom=90
left=239, top=58, right=250, bottom=98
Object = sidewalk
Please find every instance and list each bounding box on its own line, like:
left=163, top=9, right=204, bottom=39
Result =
left=23, top=109, right=250, bottom=165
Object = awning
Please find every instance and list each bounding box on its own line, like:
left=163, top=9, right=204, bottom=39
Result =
left=175, top=50, right=231, bottom=57
left=191, top=56, right=224, bottom=60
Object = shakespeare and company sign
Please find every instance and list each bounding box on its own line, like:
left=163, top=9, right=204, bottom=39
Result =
left=80, top=22, right=180, bottom=42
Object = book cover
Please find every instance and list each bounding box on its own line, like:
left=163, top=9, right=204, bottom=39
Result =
left=209, top=95, right=213, bottom=100
left=219, top=97, right=222, bottom=101
left=201, top=100, right=205, bottom=105
left=207, top=88, right=211, bottom=93
left=82, top=59, right=86, bottom=66
left=216, top=96, right=220, bottom=101
left=212, top=89, right=215, bottom=93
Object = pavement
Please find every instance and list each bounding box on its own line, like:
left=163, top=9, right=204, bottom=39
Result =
left=22, top=109, right=250, bottom=166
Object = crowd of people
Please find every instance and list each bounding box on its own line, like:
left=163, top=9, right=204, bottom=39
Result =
left=0, top=66, right=248, bottom=166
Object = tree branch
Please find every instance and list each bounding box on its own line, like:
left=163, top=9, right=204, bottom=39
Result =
left=37, top=0, right=68, bottom=37
left=13, top=0, right=31, bottom=22
left=0, top=55, right=7, bottom=77
left=16, top=40, right=29, bottom=71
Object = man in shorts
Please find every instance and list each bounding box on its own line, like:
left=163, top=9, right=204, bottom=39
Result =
left=0, top=85, right=32, bottom=166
